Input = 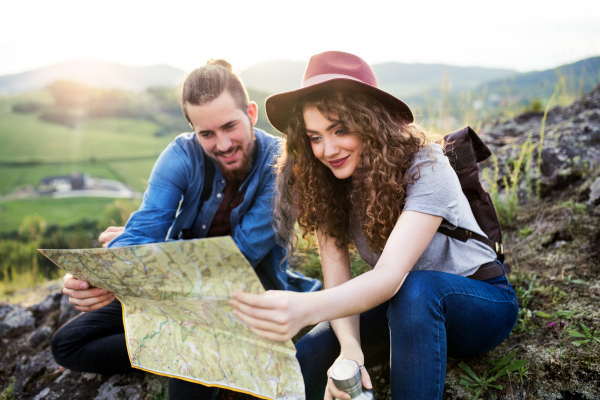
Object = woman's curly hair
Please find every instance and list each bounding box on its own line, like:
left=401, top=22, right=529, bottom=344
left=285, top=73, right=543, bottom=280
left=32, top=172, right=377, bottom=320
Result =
left=275, top=89, right=430, bottom=259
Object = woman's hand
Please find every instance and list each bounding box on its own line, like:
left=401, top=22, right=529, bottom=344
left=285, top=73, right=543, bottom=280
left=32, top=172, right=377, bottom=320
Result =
left=99, top=226, right=125, bottom=248
left=326, top=348, right=372, bottom=400
left=230, top=290, right=312, bottom=342
left=63, top=273, right=115, bottom=312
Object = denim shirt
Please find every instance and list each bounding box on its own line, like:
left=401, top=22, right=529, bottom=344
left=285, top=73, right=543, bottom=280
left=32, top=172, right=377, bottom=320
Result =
left=108, top=128, right=321, bottom=293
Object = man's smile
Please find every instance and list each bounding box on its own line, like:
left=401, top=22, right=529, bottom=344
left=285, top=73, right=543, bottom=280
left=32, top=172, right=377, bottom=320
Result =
left=216, top=148, right=240, bottom=164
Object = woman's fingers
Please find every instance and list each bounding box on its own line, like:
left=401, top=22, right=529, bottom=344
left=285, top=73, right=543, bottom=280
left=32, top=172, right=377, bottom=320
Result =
left=233, top=308, right=289, bottom=334
left=324, top=381, right=335, bottom=400
left=231, top=291, right=292, bottom=324
left=233, top=291, right=287, bottom=309
left=244, top=324, right=293, bottom=342
left=324, top=355, right=368, bottom=400
left=326, top=377, right=350, bottom=400
left=361, top=367, right=373, bottom=390
left=231, top=291, right=307, bottom=341
left=232, top=299, right=290, bottom=324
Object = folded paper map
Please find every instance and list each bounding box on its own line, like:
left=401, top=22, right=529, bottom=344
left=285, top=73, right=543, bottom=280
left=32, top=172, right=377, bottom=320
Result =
left=38, top=237, right=305, bottom=400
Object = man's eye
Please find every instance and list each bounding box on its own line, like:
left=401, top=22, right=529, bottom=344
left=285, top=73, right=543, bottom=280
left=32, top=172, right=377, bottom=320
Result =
left=334, top=129, right=345, bottom=135
left=224, top=124, right=236, bottom=130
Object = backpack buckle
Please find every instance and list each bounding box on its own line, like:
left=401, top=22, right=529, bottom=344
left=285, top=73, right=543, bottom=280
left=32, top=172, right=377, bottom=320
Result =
left=495, top=242, right=503, bottom=254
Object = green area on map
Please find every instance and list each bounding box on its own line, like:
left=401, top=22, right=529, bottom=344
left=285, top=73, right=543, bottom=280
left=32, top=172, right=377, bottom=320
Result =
left=39, top=237, right=305, bottom=400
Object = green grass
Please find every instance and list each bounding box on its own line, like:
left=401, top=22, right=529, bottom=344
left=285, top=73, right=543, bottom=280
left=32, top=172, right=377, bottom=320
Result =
left=0, top=109, right=175, bottom=163
left=107, top=159, right=156, bottom=192
left=0, top=93, right=170, bottom=195
left=0, top=197, right=115, bottom=233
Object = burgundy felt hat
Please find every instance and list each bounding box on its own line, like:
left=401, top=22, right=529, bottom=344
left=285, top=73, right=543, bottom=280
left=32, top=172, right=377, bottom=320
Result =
left=265, top=51, right=414, bottom=134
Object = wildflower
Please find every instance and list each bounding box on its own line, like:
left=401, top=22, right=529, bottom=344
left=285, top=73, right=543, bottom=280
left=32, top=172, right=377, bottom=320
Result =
left=547, top=321, right=566, bottom=332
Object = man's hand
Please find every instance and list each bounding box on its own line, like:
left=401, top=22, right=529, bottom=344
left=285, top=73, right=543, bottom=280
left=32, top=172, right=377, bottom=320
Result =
left=326, top=350, right=372, bottom=400
left=63, top=273, right=115, bottom=312
left=99, top=226, right=124, bottom=248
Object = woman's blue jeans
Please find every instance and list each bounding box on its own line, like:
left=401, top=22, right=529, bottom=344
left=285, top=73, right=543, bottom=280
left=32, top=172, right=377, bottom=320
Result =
left=296, top=270, right=519, bottom=400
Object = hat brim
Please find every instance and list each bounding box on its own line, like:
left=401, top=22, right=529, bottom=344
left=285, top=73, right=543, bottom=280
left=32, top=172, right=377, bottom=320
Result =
left=265, top=78, right=414, bottom=134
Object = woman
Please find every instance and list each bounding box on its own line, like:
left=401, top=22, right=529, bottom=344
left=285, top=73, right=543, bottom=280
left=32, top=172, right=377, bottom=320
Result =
left=231, top=51, right=518, bottom=400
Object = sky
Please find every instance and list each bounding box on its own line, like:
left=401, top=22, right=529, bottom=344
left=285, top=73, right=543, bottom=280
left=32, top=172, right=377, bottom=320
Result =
left=2, top=0, right=599, bottom=76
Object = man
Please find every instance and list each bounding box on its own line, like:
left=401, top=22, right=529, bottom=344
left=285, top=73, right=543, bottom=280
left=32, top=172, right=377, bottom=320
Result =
left=53, top=59, right=321, bottom=400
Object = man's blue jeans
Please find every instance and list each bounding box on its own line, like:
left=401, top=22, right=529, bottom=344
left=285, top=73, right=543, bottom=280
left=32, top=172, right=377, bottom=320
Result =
left=296, top=270, right=519, bottom=400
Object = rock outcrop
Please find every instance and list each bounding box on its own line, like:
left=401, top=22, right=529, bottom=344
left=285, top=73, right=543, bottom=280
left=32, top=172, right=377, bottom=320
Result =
left=480, top=85, right=600, bottom=201
left=0, top=282, right=167, bottom=400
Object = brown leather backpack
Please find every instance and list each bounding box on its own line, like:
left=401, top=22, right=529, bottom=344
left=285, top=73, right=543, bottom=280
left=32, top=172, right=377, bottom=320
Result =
left=436, top=126, right=507, bottom=266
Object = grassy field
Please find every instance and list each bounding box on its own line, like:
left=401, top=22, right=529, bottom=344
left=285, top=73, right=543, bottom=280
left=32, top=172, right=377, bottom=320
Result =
left=0, top=92, right=176, bottom=163
left=0, top=90, right=170, bottom=233
left=0, top=197, right=116, bottom=233
left=107, top=159, right=155, bottom=192
left=0, top=112, right=174, bottom=163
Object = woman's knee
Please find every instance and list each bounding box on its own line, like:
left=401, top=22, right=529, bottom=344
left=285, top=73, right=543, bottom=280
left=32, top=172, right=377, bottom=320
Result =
left=390, top=272, right=442, bottom=310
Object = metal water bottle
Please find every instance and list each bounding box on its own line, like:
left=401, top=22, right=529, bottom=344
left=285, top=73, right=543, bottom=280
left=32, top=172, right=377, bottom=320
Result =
left=330, top=359, right=375, bottom=400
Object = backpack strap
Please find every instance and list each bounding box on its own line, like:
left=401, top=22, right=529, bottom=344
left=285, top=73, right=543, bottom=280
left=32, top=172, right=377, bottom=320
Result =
left=199, top=148, right=216, bottom=205
left=178, top=148, right=216, bottom=240
left=437, top=226, right=503, bottom=259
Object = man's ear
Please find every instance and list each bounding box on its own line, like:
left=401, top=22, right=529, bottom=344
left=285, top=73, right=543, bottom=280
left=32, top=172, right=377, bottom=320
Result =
left=189, top=122, right=194, bottom=130
left=247, top=101, right=258, bottom=126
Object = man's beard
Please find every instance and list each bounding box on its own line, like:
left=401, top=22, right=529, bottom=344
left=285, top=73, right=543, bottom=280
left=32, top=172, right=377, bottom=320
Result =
left=211, top=137, right=256, bottom=183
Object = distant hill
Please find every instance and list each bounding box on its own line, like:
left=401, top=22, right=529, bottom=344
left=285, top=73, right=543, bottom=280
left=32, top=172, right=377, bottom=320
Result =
left=239, top=60, right=515, bottom=98
left=2, top=56, right=598, bottom=125
left=373, top=63, right=514, bottom=98
left=0, top=58, right=186, bottom=95
left=475, top=56, right=600, bottom=102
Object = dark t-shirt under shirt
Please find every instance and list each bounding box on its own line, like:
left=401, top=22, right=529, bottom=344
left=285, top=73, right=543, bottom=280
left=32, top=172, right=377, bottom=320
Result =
left=205, top=181, right=244, bottom=238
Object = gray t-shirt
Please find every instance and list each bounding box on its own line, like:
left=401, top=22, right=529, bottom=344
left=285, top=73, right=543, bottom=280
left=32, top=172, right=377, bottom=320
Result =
left=351, top=143, right=497, bottom=276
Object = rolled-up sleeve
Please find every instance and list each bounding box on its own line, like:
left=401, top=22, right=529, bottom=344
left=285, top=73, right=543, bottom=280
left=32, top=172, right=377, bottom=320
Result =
left=403, top=144, right=460, bottom=229
left=108, top=141, right=191, bottom=248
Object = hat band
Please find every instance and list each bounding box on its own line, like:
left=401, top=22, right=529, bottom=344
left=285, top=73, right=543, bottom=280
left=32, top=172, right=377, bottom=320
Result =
left=301, top=73, right=365, bottom=88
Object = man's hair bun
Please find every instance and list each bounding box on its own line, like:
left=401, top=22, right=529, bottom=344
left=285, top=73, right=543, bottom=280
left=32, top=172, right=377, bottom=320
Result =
left=181, top=57, right=248, bottom=122
left=206, top=59, right=233, bottom=71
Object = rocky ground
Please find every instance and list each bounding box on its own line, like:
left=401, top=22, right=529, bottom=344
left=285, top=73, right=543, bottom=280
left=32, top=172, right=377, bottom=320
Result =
left=0, top=281, right=169, bottom=400
left=2, top=86, right=600, bottom=400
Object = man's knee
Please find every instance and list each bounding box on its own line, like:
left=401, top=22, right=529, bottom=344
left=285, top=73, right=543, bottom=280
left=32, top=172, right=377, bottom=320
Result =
left=51, top=324, right=74, bottom=369
left=51, top=313, right=88, bottom=370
